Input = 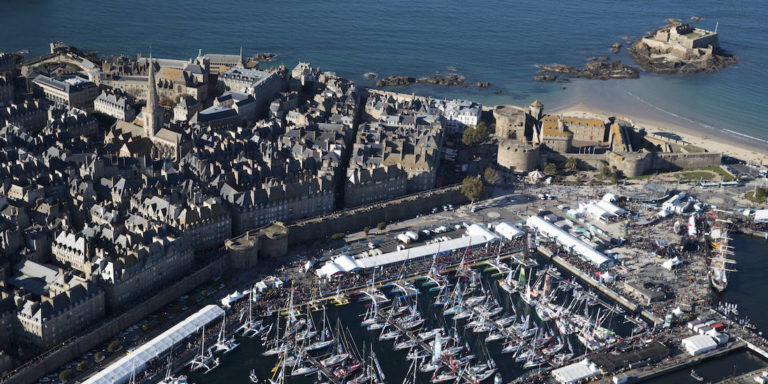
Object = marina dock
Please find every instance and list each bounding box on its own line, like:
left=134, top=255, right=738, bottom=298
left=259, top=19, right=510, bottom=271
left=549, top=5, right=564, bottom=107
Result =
left=536, top=246, right=663, bottom=325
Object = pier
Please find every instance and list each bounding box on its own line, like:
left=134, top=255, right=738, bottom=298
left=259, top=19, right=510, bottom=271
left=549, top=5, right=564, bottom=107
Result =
left=536, top=246, right=663, bottom=324
left=602, top=341, right=746, bottom=383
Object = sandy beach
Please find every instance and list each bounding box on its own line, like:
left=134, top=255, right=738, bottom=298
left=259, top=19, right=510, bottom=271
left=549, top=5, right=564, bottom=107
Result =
left=550, top=102, right=768, bottom=166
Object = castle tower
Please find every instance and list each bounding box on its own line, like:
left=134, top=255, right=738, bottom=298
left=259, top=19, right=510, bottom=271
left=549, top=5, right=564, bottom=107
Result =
left=529, top=100, right=543, bottom=121
left=143, top=54, right=161, bottom=137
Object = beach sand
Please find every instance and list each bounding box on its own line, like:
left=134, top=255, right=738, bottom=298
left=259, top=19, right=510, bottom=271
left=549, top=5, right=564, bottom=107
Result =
left=551, top=102, right=768, bottom=165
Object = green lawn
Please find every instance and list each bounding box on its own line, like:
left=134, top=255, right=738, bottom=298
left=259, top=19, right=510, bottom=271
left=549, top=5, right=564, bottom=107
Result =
left=680, top=171, right=715, bottom=181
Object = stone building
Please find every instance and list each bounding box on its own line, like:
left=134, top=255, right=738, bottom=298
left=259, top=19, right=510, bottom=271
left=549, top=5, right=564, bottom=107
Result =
left=497, top=140, right=539, bottom=172
left=31, top=75, right=99, bottom=108
left=0, top=100, right=48, bottom=132
left=173, top=96, right=200, bottom=123
left=0, top=74, right=12, bottom=106
left=45, top=107, right=99, bottom=137
left=93, top=236, right=193, bottom=312
left=536, top=116, right=573, bottom=152
left=219, top=68, right=282, bottom=117
left=493, top=105, right=527, bottom=140
left=113, top=57, right=191, bottom=161
left=344, top=165, right=408, bottom=208
left=94, top=91, right=135, bottom=121
left=10, top=260, right=105, bottom=349
left=201, top=52, right=244, bottom=74
left=222, top=176, right=334, bottom=235
left=644, top=23, right=719, bottom=58
left=51, top=231, right=89, bottom=274
left=225, top=222, right=288, bottom=268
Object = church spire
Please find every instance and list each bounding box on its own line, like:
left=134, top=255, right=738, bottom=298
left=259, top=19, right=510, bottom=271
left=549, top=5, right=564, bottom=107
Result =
left=144, top=53, right=160, bottom=137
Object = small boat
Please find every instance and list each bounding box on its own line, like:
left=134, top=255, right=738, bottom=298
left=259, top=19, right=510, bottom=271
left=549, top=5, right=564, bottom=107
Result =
left=321, top=353, right=350, bottom=367
left=291, top=365, right=318, bottom=376
left=249, top=369, right=258, bottom=383
left=203, top=358, right=220, bottom=374
left=690, top=369, right=704, bottom=382
left=379, top=330, right=401, bottom=341
left=393, top=339, right=418, bottom=351
left=431, top=372, right=458, bottom=383
left=306, top=339, right=335, bottom=351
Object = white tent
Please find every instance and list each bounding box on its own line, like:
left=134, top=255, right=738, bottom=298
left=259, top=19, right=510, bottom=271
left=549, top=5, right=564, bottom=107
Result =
left=494, top=222, right=524, bottom=240
left=466, top=224, right=500, bottom=242
left=83, top=305, right=225, bottom=384
left=596, top=200, right=626, bottom=216
left=662, top=257, right=682, bottom=270
left=527, top=215, right=612, bottom=268
left=682, top=334, right=717, bottom=356
left=552, top=359, right=600, bottom=383
left=316, top=262, right=344, bottom=278
left=755, top=209, right=768, bottom=223
left=602, top=193, right=618, bottom=202
left=333, top=255, right=362, bottom=272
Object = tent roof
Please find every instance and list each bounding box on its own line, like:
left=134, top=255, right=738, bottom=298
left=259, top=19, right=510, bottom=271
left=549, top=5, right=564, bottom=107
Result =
left=83, top=305, right=224, bottom=384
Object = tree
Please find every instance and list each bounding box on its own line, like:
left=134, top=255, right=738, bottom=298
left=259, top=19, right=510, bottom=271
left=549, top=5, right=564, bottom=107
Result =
left=600, top=165, right=613, bottom=178
left=107, top=340, right=122, bottom=353
left=544, top=162, right=558, bottom=176
left=461, top=176, right=485, bottom=202
left=565, top=158, right=579, bottom=173
left=483, top=167, right=502, bottom=185
left=59, top=369, right=73, bottom=382
left=77, top=360, right=88, bottom=371
left=363, top=226, right=370, bottom=235
left=475, top=122, right=489, bottom=138
left=462, top=122, right=489, bottom=147
left=462, top=127, right=479, bottom=147
left=331, top=233, right=345, bottom=240
left=377, top=222, right=387, bottom=231
left=94, top=352, right=104, bottom=362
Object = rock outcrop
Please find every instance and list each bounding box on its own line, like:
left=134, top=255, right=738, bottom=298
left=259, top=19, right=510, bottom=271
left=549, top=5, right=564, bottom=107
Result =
left=534, top=61, right=639, bottom=81
left=376, top=74, right=475, bottom=88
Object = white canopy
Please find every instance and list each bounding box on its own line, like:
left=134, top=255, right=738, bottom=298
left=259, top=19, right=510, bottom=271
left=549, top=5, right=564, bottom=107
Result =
left=494, top=222, right=524, bottom=240
left=552, top=359, right=600, bottom=383
left=755, top=209, right=768, bottom=223
left=662, top=257, right=682, bottom=270
left=682, top=334, right=717, bottom=356
left=316, top=262, right=344, bottom=278
left=333, top=255, right=362, bottom=272
left=596, top=200, right=626, bottom=216
left=527, top=215, right=612, bottom=268
left=83, top=305, right=225, bottom=384
left=317, top=224, right=498, bottom=274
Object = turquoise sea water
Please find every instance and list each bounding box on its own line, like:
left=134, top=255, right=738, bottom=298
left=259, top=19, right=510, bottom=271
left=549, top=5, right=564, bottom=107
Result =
left=1, top=0, right=766, bottom=144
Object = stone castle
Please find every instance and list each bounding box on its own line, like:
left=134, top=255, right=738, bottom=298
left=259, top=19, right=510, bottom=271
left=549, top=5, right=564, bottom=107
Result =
left=495, top=100, right=722, bottom=177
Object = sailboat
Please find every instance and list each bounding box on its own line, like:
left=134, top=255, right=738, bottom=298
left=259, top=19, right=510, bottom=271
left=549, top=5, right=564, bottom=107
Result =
left=238, top=289, right=263, bottom=337
left=420, top=333, right=442, bottom=373
left=306, top=306, right=335, bottom=351
left=709, top=227, right=736, bottom=292
left=212, top=317, right=240, bottom=354
left=159, top=344, right=190, bottom=384
left=189, top=326, right=215, bottom=372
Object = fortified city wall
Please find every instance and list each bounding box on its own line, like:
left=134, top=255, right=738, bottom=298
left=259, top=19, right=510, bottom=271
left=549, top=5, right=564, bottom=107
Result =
left=288, top=184, right=468, bottom=245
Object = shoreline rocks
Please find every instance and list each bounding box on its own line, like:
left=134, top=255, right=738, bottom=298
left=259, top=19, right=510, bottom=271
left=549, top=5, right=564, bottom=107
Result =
left=377, top=73, right=490, bottom=89
left=255, top=52, right=275, bottom=62
left=534, top=60, right=639, bottom=81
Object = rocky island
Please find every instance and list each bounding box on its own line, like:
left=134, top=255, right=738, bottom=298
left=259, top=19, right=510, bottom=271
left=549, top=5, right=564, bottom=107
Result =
left=376, top=73, right=490, bottom=88
left=534, top=60, right=639, bottom=81
left=629, top=22, right=737, bottom=73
